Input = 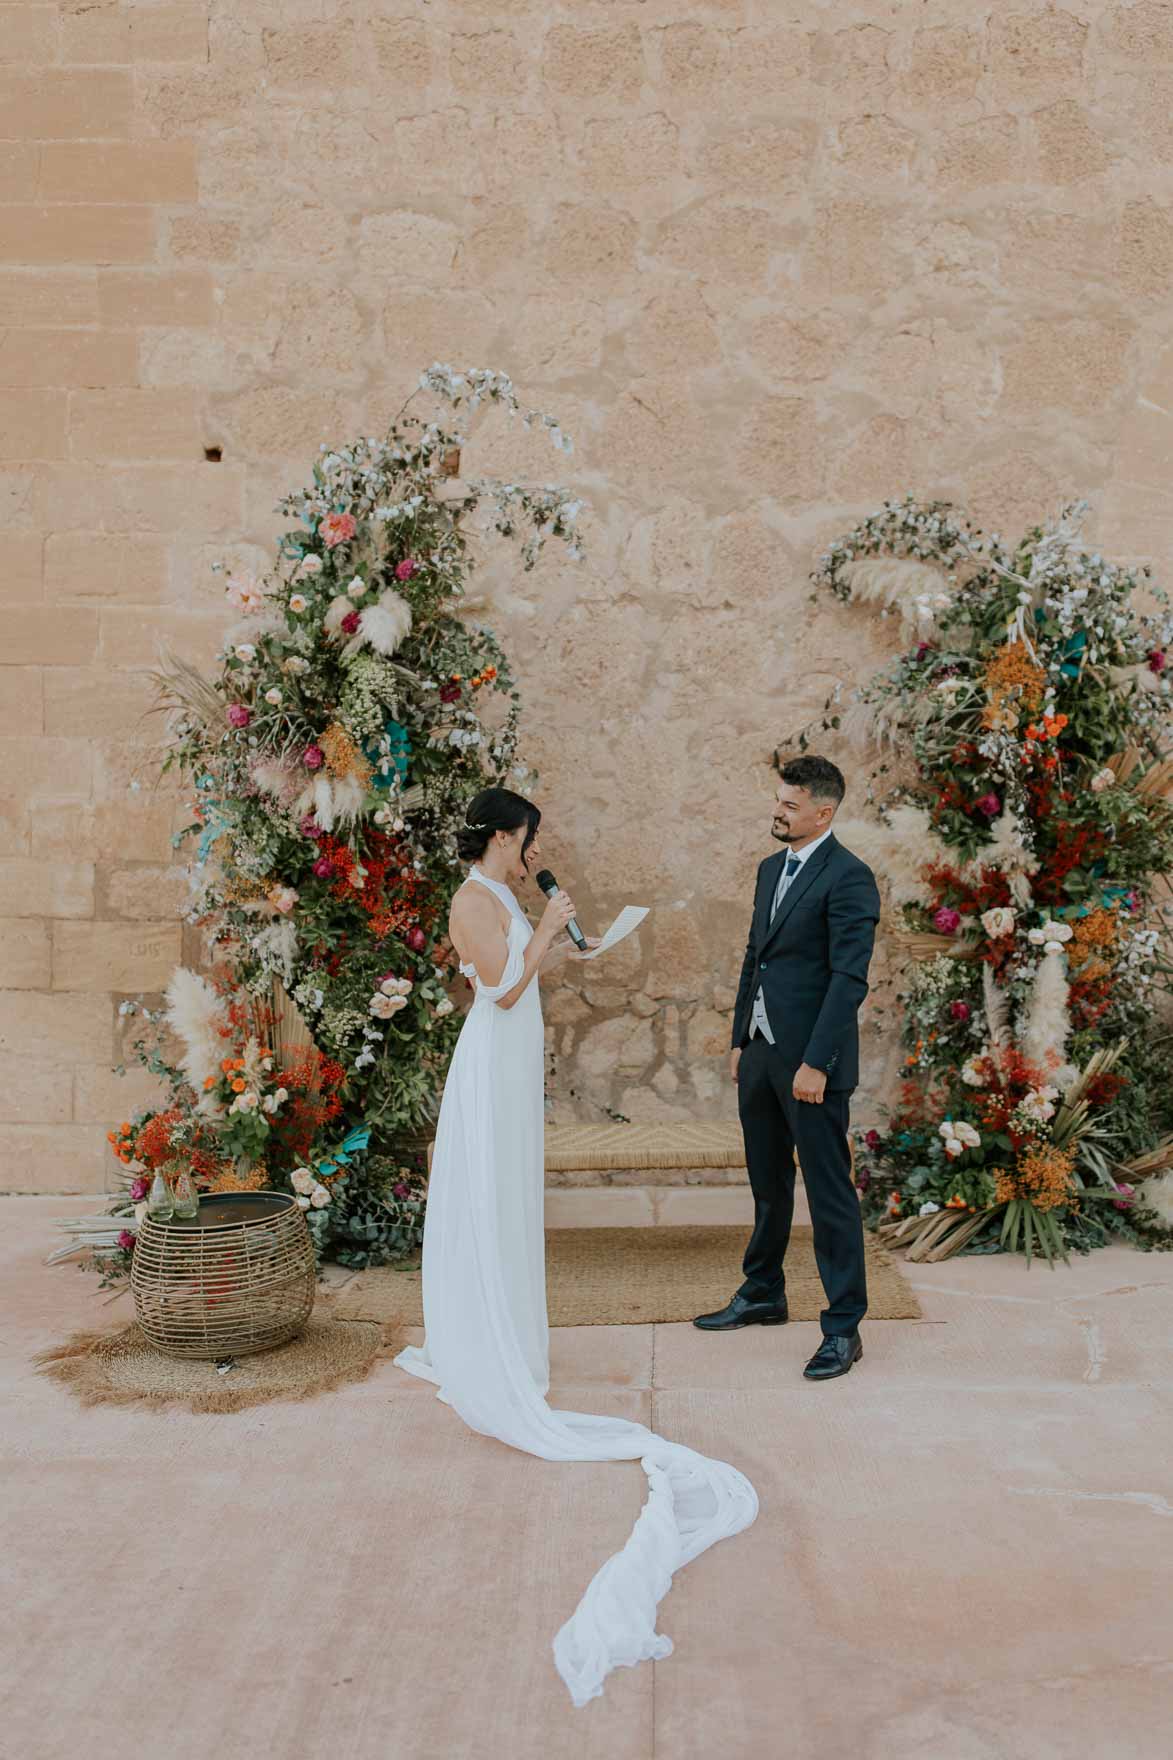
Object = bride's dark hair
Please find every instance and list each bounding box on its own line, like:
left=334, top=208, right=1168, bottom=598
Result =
left=456, top=787, right=541, bottom=863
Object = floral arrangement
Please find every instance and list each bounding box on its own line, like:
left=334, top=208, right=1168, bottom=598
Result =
left=807, top=497, right=1173, bottom=1261
left=74, top=367, right=584, bottom=1283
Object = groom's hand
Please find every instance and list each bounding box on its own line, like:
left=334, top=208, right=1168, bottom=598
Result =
left=793, top=1063, right=826, bottom=1105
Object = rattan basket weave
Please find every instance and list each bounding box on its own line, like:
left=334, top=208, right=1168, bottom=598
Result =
left=131, top=1191, right=316, bottom=1361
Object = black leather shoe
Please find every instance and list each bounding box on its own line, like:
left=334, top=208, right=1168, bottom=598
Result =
left=693, top=1292, right=789, bottom=1331
left=803, top=1332, right=863, bottom=1379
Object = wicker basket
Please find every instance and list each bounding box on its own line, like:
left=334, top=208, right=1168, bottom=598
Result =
left=131, top=1191, right=316, bottom=1361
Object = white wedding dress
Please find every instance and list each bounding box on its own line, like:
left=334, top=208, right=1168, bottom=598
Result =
left=395, top=865, right=757, bottom=1707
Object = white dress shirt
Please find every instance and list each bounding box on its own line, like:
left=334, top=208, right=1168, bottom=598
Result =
left=749, top=827, right=833, bottom=1045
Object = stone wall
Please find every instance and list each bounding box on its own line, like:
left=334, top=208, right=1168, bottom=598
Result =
left=4, top=1, right=1173, bottom=1189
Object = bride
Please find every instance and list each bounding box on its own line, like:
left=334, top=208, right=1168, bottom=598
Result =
left=395, top=787, right=757, bottom=1706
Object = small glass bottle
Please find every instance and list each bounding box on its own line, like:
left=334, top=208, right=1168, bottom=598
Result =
left=173, top=1165, right=199, bottom=1221
left=147, top=1168, right=174, bottom=1222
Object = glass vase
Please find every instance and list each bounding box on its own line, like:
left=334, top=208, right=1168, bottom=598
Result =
left=173, top=1166, right=200, bottom=1221
left=147, top=1169, right=174, bottom=1222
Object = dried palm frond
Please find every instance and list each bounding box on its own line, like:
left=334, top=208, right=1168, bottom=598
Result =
left=145, top=649, right=225, bottom=737
left=837, top=556, right=953, bottom=635
left=1117, top=1133, right=1173, bottom=1182
left=1107, top=746, right=1144, bottom=783
left=269, top=978, right=316, bottom=1067
left=1053, top=1042, right=1127, bottom=1142
left=1132, top=755, right=1173, bottom=800
left=889, top=931, right=970, bottom=963
left=982, top=963, right=1013, bottom=1053
left=878, top=1206, right=992, bottom=1261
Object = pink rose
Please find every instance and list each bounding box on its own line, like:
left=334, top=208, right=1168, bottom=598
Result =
left=950, top=1000, right=971, bottom=1022
left=302, top=744, right=324, bottom=770
left=130, top=1177, right=149, bottom=1202
left=299, top=814, right=323, bottom=839
left=406, top=926, right=426, bottom=952
left=393, top=1182, right=412, bottom=1199
left=864, top=1129, right=881, bottom=1151
left=1148, top=650, right=1167, bottom=674
left=340, top=609, right=361, bottom=635
left=975, top=793, right=1001, bottom=819
left=313, top=856, right=335, bottom=879
left=1112, top=1182, right=1135, bottom=1211
left=227, top=704, right=251, bottom=729
left=439, top=681, right=461, bottom=703
left=933, top=906, right=962, bottom=934
left=118, top=1229, right=136, bottom=1252
left=395, top=558, right=418, bottom=582
left=319, top=512, right=357, bottom=548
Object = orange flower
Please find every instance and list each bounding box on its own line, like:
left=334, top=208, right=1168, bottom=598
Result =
left=231, top=1078, right=246, bottom=1093
left=232, top=1058, right=245, bottom=1070
left=220, top=1058, right=234, bottom=1072
left=204, top=1076, right=217, bottom=1091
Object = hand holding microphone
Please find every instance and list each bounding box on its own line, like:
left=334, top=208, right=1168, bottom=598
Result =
left=535, top=868, right=589, bottom=952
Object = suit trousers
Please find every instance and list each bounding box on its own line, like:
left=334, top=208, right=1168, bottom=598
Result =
left=736, top=1035, right=867, bottom=1336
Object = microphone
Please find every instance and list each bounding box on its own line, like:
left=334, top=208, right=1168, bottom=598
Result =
left=534, top=869, right=588, bottom=952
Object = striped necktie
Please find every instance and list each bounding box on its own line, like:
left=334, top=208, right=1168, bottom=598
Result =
left=771, top=851, right=802, bottom=919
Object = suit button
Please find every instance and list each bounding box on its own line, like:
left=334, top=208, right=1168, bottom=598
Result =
left=760, top=962, right=767, bottom=970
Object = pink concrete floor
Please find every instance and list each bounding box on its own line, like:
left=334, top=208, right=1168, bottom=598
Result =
left=4, top=1196, right=1171, bottom=1760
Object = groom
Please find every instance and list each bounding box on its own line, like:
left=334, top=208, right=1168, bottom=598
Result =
left=695, top=755, right=881, bottom=1380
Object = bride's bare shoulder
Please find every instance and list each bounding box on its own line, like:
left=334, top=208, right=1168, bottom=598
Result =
left=450, top=880, right=508, bottom=937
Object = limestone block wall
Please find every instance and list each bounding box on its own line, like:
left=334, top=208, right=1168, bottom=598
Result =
left=3, top=2, right=1173, bottom=1190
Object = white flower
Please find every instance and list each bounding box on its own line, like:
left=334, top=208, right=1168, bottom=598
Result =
left=234, top=643, right=257, bottom=663
left=954, top=1121, right=982, bottom=1148
left=269, top=885, right=298, bottom=914
left=1020, top=1087, right=1057, bottom=1123
left=369, top=992, right=408, bottom=1018
left=435, top=997, right=454, bottom=1017
left=264, top=687, right=283, bottom=706
left=283, top=656, right=310, bottom=675
left=230, top=1090, right=259, bottom=1114
left=981, top=906, right=1016, bottom=939
left=295, top=554, right=322, bottom=579
left=1027, top=927, right=1047, bottom=945
left=288, top=594, right=308, bottom=614
left=918, top=1201, right=941, bottom=1217
left=310, top=1185, right=331, bottom=1208
left=291, top=1167, right=316, bottom=1195
left=1040, top=919, right=1072, bottom=943
left=346, top=575, right=367, bottom=598
left=944, top=1137, right=965, bottom=1159
left=379, top=977, right=412, bottom=997
left=225, top=571, right=265, bottom=614
left=1090, top=767, right=1116, bottom=792
left=295, top=1194, right=312, bottom=1210
left=1043, top=940, right=1063, bottom=954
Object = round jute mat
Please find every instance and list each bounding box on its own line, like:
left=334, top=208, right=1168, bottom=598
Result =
left=334, top=1225, right=920, bottom=1332
left=33, top=1312, right=385, bottom=1414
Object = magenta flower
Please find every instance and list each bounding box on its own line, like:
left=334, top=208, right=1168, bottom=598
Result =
left=915, top=642, right=934, bottom=661
left=340, top=609, right=361, bottom=635
left=1148, top=650, right=1167, bottom=675
left=299, top=814, right=323, bottom=839
left=855, top=1166, right=872, bottom=1195
left=129, top=1177, right=149, bottom=1202
left=864, top=1129, right=881, bottom=1151
left=118, top=1229, right=136, bottom=1252
left=319, top=511, right=357, bottom=548
left=1112, top=1182, right=1135, bottom=1212
left=227, top=704, right=251, bottom=729
left=313, top=856, right=335, bottom=879
left=393, top=1182, right=412, bottom=1200
left=406, top=926, right=427, bottom=952
left=302, top=744, right=324, bottom=770
left=950, top=1000, right=971, bottom=1022
left=975, top=793, right=1001, bottom=819
left=933, top=906, right=962, bottom=934
left=395, top=558, right=418, bottom=582
left=439, top=681, right=462, bottom=703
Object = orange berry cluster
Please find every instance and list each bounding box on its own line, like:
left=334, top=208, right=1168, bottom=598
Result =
left=451, top=665, right=498, bottom=690
left=107, top=1122, right=136, bottom=1163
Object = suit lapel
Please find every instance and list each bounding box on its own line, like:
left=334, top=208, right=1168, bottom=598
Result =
left=754, top=850, right=787, bottom=951
left=759, top=833, right=837, bottom=954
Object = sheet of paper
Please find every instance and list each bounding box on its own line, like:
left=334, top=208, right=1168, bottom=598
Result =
left=578, top=904, right=649, bottom=960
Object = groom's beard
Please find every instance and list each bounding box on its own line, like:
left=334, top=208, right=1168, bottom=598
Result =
left=771, top=820, right=793, bottom=842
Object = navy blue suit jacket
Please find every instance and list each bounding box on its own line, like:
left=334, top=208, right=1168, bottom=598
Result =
left=731, top=832, right=881, bottom=1090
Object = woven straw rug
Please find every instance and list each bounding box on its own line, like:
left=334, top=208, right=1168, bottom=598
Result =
left=33, top=1313, right=385, bottom=1414
left=543, top=1122, right=746, bottom=1171
left=333, top=1226, right=919, bottom=1331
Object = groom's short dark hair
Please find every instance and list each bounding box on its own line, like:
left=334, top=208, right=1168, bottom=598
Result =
left=778, top=754, right=845, bottom=806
